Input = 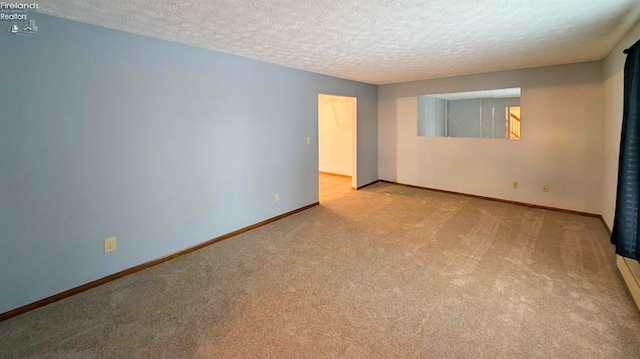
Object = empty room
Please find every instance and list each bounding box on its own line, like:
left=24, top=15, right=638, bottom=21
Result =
left=2, top=1, right=640, bottom=357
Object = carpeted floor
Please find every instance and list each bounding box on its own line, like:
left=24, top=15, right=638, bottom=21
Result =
left=2, top=182, right=640, bottom=358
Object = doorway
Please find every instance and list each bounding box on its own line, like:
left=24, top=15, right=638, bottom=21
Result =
left=318, top=94, right=357, bottom=202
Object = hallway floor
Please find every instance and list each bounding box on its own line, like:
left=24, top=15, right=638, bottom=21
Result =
left=319, top=172, right=352, bottom=203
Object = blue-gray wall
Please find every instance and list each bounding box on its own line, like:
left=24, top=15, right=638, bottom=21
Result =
left=0, top=14, right=378, bottom=314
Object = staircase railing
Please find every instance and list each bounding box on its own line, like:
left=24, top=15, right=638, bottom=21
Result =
left=510, top=113, right=521, bottom=139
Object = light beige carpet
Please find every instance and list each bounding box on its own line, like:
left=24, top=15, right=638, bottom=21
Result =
left=2, top=182, right=640, bottom=358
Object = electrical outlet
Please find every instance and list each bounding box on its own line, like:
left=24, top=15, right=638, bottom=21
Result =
left=306, top=137, right=311, bottom=145
left=512, top=182, right=518, bottom=189
left=275, top=193, right=280, bottom=202
left=104, top=237, right=117, bottom=253
left=542, top=185, right=549, bottom=192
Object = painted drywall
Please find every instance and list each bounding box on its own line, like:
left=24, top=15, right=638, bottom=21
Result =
left=602, top=20, right=640, bottom=229
left=318, top=94, right=354, bottom=176
left=379, top=62, right=603, bottom=214
left=0, top=13, right=377, bottom=314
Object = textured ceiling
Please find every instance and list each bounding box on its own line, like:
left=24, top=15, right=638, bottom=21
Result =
left=38, top=0, right=640, bottom=85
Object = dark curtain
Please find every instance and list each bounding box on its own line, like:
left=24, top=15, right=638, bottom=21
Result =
left=612, top=39, right=640, bottom=260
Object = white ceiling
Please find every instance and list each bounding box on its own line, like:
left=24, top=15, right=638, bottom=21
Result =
left=38, top=0, right=640, bottom=85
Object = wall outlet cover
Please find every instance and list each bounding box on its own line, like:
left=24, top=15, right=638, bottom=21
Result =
left=104, top=237, right=117, bottom=253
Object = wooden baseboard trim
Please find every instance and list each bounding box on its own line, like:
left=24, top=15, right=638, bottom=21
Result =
left=356, top=180, right=380, bottom=190
left=319, top=171, right=352, bottom=179
left=0, top=202, right=319, bottom=323
left=600, top=216, right=612, bottom=236
left=379, top=180, right=599, bottom=218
